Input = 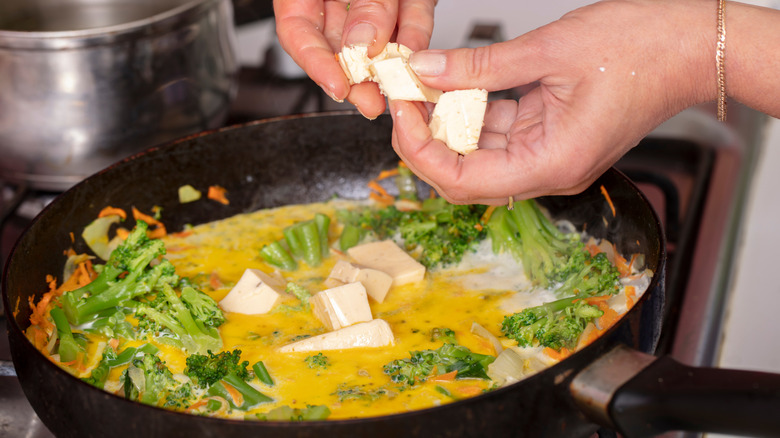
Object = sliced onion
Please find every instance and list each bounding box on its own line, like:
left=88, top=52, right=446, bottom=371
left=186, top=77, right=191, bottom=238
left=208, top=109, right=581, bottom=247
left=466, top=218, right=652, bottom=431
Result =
left=126, top=364, right=145, bottom=394
left=470, top=321, right=503, bottom=355
left=81, top=215, right=121, bottom=260
left=62, top=253, right=93, bottom=284
left=487, top=348, right=525, bottom=387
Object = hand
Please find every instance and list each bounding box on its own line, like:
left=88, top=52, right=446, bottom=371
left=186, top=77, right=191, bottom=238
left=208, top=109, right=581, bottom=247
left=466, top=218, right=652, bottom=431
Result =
left=273, top=0, right=436, bottom=119
left=390, top=0, right=717, bottom=204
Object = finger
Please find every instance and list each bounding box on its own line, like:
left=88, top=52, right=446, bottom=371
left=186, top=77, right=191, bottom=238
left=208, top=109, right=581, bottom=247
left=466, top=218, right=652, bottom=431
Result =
left=346, top=82, right=387, bottom=118
left=395, top=0, right=436, bottom=51
left=342, top=0, right=400, bottom=56
left=274, top=0, right=351, bottom=101
left=407, top=34, right=555, bottom=91
left=482, top=100, right=519, bottom=135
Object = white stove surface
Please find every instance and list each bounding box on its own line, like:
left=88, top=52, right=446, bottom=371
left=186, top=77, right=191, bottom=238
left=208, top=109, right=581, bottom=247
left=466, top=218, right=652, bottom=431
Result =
left=717, top=116, right=780, bottom=373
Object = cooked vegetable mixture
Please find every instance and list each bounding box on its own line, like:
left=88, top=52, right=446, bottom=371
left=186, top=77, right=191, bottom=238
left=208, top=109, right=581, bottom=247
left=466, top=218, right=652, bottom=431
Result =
left=25, top=166, right=652, bottom=421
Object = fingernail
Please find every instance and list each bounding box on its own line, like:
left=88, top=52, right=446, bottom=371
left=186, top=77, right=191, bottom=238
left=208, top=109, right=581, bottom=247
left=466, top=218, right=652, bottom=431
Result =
left=345, top=23, right=377, bottom=47
left=317, top=83, right=344, bottom=103
left=410, top=51, right=446, bottom=76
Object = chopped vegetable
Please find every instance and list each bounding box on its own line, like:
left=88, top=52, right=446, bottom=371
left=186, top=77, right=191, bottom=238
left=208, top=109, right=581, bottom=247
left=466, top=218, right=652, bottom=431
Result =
left=178, top=185, right=202, bottom=203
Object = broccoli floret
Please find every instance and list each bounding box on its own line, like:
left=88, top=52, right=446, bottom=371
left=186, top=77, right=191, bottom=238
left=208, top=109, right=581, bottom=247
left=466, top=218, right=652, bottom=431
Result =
left=135, top=284, right=223, bottom=354
left=185, top=349, right=273, bottom=410
left=501, top=297, right=604, bottom=350
left=338, top=198, right=487, bottom=268
left=60, top=221, right=175, bottom=325
left=304, top=353, right=330, bottom=369
left=487, top=201, right=583, bottom=288
left=383, top=328, right=495, bottom=386
left=487, top=200, right=621, bottom=297
left=49, top=306, right=85, bottom=363
left=285, top=282, right=312, bottom=309
left=556, top=252, right=621, bottom=297
left=181, top=286, right=226, bottom=329
left=122, top=353, right=195, bottom=408
left=81, top=346, right=118, bottom=389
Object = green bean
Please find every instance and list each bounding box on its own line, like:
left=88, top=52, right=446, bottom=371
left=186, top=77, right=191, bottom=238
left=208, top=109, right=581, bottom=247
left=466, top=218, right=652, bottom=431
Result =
left=339, top=224, right=362, bottom=251
left=252, top=361, right=274, bottom=386
left=299, top=220, right=322, bottom=267
left=260, top=240, right=298, bottom=270
left=314, top=213, right=331, bottom=257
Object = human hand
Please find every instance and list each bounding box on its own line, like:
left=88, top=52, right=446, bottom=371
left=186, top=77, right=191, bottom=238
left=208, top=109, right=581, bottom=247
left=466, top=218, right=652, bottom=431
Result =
left=390, top=0, right=716, bottom=204
left=273, top=0, right=436, bottom=119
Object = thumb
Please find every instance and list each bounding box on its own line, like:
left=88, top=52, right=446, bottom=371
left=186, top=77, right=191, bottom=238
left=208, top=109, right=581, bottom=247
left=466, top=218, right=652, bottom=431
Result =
left=408, top=38, right=548, bottom=91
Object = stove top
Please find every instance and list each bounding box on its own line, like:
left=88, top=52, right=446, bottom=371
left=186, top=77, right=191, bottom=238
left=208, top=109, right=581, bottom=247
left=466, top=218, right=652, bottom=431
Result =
left=0, top=64, right=763, bottom=436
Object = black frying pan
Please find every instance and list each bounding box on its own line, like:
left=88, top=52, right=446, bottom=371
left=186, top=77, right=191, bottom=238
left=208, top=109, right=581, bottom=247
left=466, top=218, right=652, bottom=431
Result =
left=2, top=112, right=779, bottom=437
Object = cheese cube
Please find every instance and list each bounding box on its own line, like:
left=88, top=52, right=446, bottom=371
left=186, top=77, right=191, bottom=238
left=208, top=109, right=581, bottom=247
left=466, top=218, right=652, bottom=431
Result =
left=347, top=240, right=426, bottom=286
left=370, top=57, right=442, bottom=103
left=337, top=45, right=373, bottom=85
left=219, top=268, right=284, bottom=315
left=429, top=89, right=488, bottom=155
left=327, top=260, right=393, bottom=303
left=311, top=282, right=373, bottom=331
left=278, top=319, right=394, bottom=353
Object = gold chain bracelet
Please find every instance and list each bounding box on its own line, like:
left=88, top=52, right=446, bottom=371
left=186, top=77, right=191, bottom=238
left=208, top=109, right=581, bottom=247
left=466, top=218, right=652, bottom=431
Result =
left=716, top=0, right=727, bottom=122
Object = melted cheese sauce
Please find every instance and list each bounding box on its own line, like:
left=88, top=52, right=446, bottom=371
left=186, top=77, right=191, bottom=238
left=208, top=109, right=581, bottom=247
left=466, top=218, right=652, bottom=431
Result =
left=89, top=199, right=649, bottom=420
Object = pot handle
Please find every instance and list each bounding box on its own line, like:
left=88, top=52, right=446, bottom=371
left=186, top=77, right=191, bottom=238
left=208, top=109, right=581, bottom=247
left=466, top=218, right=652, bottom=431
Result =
left=570, top=345, right=780, bottom=438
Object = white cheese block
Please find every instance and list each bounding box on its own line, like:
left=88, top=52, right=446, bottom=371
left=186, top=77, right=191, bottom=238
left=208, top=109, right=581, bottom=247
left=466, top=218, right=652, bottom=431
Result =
left=375, top=42, right=413, bottom=60
left=429, top=89, right=488, bottom=155
left=370, top=57, right=442, bottom=102
left=336, top=45, right=373, bottom=85
left=347, top=240, right=426, bottom=286
left=311, top=282, right=373, bottom=331
left=327, top=260, right=394, bottom=303
left=278, top=319, right=395, bottom=352
left=219, top=268, right=284, bottom=315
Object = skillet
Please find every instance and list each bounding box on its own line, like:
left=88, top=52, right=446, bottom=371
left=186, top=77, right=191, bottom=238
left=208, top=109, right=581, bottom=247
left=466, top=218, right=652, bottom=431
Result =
left=3, top=112, right=779, bottom=437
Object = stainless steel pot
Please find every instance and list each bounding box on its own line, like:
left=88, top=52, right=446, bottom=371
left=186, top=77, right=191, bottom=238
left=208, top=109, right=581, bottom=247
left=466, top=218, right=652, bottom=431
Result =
left=0, top=0, right=238, bottom=190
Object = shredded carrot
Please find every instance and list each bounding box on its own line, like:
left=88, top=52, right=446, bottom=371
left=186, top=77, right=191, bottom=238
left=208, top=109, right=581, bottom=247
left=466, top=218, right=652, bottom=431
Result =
left=613, top=250, right=631, bottom=277
left=376, top=168, right=400, bottom=180
left=600, top=185, right=616, bottom=217
left=625, top=285, right=637, bottom=309
left=98, top=206, right=127, bottom=220
left=223, top=382, right=244, bottom=407
left=367, top=180, right=391, bottom=198
left=596, top=304, right=621, bottom=331
left=576, top=323, right=603, bottom=350
left=185, top=399, right=210, bottom=413
left=584, top=295, right=611, bottom=305
left=432, top=370, right=458, bottom=382
left=207, top=185, right=230, bottom=205
left=429, top=189, right=436, bottom=199
left=544, top=347, right=572, bottom=361
left=109, top=338, right=120, bottom=350
left=132, top=207, right=167, bottom=239
left=209, top=271, right=223, bottom=290
left=585, top=243, right=602, bottom=256
left=480, top=205, right=497, bottom=223
left=28, top=325, right=49, bottom=351
left=369, top=191, right=395, bottom=207
left=474, top=223, right=483, bottom=232
left=115, top=228, right=130, bottom=240
left=456, top=385, right=483, bottom=397
left=69, top=232, right=75, bottom=243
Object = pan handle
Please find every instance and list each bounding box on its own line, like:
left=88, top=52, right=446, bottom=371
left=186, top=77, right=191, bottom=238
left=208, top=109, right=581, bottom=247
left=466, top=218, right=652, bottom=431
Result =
left=570, top=345, right=780, bottom=438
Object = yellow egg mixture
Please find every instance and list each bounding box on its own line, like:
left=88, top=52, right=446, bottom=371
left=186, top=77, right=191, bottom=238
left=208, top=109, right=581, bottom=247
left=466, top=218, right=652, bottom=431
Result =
left=143, top=200, right=510, bottom=419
